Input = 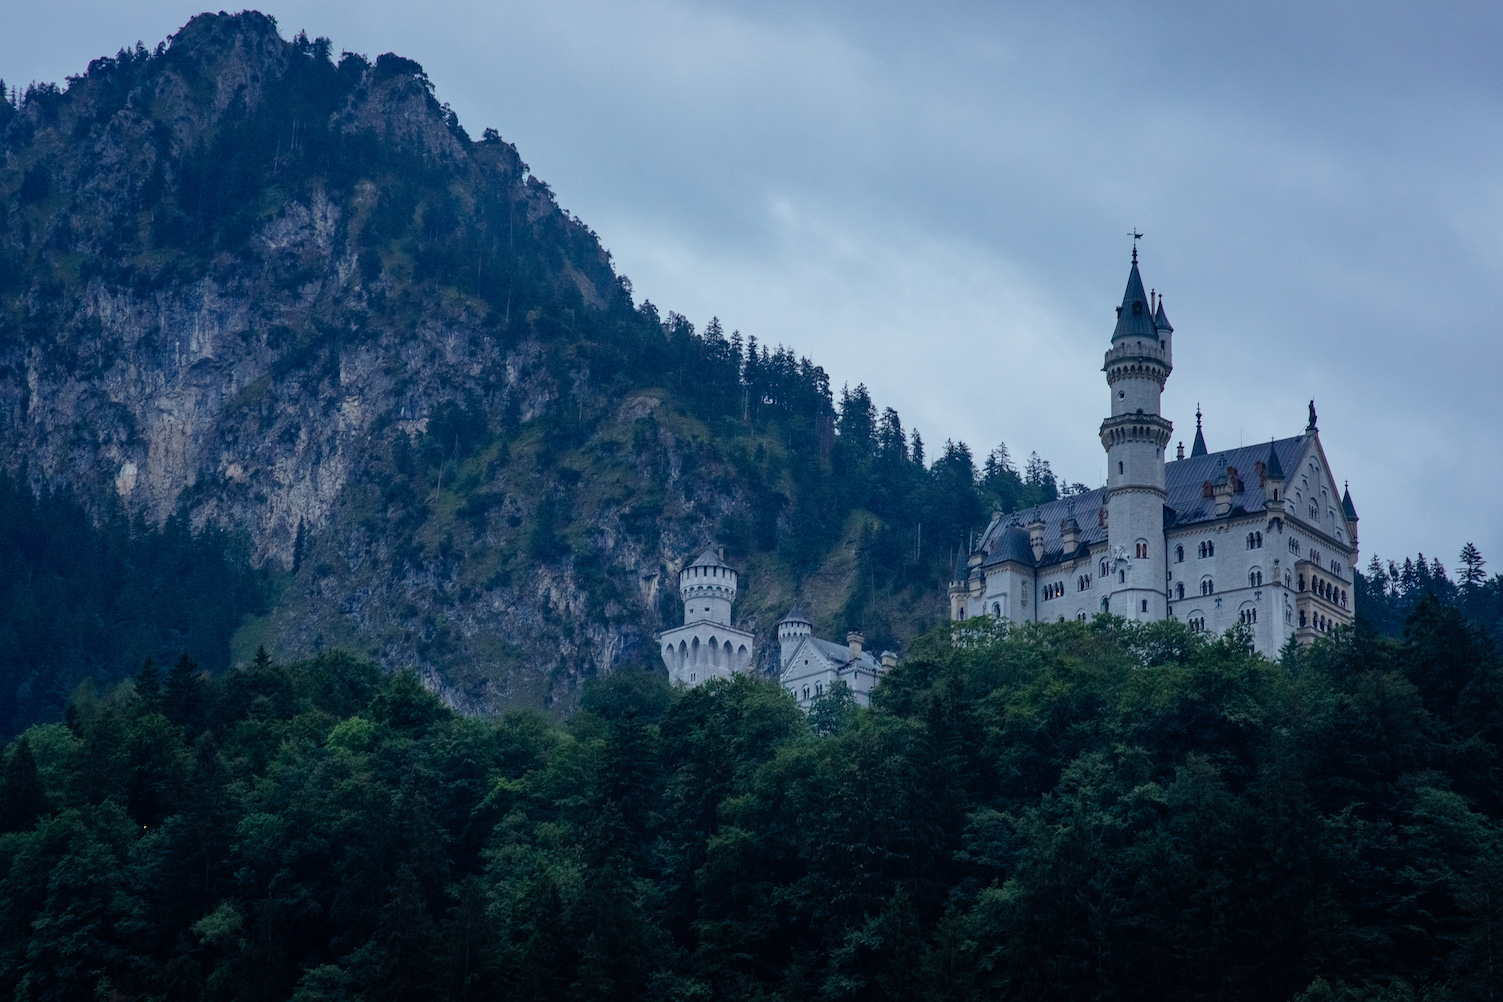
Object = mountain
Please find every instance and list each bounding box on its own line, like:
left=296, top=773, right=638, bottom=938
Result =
left=0, top=12, right=1061, bottom=717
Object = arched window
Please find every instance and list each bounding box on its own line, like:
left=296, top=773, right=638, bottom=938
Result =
left=1341, top=589, right=1347, bottom=608
left=1135, top=540, right=1148, bottom=559
left=992, top=602, right=1001, bottom=617
left=1101, top=597, right=1110, bottom=614
left=1299, top=610, right=1307, bottom=627
left=1176, top=545, right=1185, bottom=562
left=803, top=686, right=810, bottom=699
left=1176, top=582, right=1185, bottom=599
left=1298, top=574, right=1306, bottom=591
left=1249, top=569, right=1263, bottom=587
left=1119, top=569, right=1126, bottom=583
left=816, top=682, right=823, bottom=696
left=1201, top=578, right=1215, bottom=596
left=1239, top=607, right=1257, bottom=625
left=1077, top=612, right=1087, bottom=622
left=1100, top=557, right=1110, bottom=577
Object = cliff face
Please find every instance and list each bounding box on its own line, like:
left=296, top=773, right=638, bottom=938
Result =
left=0, top=12, right=947, bottom=711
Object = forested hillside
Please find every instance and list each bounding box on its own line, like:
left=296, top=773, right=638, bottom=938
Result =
left=3, top=605, right=1502, bottom=1000
left=0, top=11, right=1065, bottom=718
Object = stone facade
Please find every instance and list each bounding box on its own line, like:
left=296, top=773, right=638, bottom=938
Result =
left=949, top=251, right=1359, bottom=657
left=776, top=607, right=895, bottom=710
left=659, top=546, right=756, bottom=686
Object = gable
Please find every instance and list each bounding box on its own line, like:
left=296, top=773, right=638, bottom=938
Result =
left=1286, top=437, right=1354, bottom=547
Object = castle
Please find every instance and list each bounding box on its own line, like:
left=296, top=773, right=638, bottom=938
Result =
left=948, top=249, right=1359, bottom=656
left=657, top=548, right=895, bottom=708
left=661, top=250, right=1361, bottom=691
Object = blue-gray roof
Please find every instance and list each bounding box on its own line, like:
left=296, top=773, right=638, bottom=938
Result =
left=807, top=637, right=883, bottom=671
left=975, top=434, right=1312, bottom=571
left=1111, top=257, right=1158, bottom=342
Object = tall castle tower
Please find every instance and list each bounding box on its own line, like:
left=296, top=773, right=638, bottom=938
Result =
left=1100, top=248, right=1174, bottom=619
left=659, top=546, right=756, bottom=687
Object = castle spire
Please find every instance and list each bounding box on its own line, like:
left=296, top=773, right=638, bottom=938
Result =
left=1190, top=404, right=1208, bottom=457
left=1111, top=252, right=1156, bottom=342
left=1154, top=296, right=1173, bottom=332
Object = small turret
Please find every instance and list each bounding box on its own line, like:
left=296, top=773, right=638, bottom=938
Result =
left=1191, top=405, right=1208, bottom=458
left=1263, top=441, right=1286, bottom=510
left=847, top=631, right=864, bottom=660
left=1342, top=482, right=1359, bottom=545
left=777, top=606, right=813, bottom=670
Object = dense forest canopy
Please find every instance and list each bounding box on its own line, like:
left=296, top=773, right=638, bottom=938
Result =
left=4, top=602, right=1503, bottom=1000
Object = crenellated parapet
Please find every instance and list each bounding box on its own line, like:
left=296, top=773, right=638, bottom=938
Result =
left=1103, top=339, right=1172, bottom=388
left=1099, top=412, right=1174, bottom=451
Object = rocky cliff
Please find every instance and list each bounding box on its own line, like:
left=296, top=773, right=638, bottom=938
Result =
left=0, top=12, right=1031, bottom=711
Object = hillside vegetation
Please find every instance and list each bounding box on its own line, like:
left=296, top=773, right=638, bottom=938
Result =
left=3, top=605, right=1502, bottom=1000
left=0, top=12, right=1064, bottom=723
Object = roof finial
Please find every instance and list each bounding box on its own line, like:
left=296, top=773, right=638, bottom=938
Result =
left=1190, top=404, right=1208, bottom=457
left=1196, top=404, right=1202, bottom=429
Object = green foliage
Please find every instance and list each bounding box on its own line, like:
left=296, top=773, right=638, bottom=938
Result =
left=0, top=604, right=1501, bottom=998
left=0, top=475, right=265, bottom=736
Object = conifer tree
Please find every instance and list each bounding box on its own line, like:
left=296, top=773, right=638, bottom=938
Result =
left=1459, top=542, right=1486, bottom=589
left=0, top=737, right=49, bottom=831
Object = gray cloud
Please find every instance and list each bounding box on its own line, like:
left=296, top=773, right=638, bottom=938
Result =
left=4, top=0, right=1499, bottom=570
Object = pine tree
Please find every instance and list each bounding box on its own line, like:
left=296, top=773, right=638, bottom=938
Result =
left=135, top=656, right=161, bottom=709
left=1459, top=542, right=1486, bottom=589
left=254, top=645, right=271, bottom=670
left=0, top=737, right=49, bottom=831
left=165, top=653, right=204, bottom=734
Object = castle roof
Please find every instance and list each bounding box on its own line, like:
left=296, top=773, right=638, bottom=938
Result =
left=1190, top=407, right=1208, bottom=457
left=804, top=636, right=883, bottom=672
left=974, top=434, right=1312, bottom=572
left=1154, top=298, right=1173, bottom=333
left=688, top=545, right=729, bottom=569
left=780, top=605, right=811, bottom=626
left=1342, top=485, right=1358, bottom=521
left=1265, top=440, right=1285, bottom=480
left=1111, top=252, right=1158, bottom=342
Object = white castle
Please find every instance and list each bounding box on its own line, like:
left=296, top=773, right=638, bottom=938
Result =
left=948, top=248, right=1359, bottom=657
left=658, top=548, right=896, bottom=708
left=658, top=546, right=756, bottom=686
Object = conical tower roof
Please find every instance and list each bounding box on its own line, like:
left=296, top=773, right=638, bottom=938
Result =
left=1154, top=298, right=1173, bottom=333
left=779, top=605, right=811, bottom=626
left=689, top=545, right=729, bottom=569
left=1190, top=405, right=1208, bottom=457
left=1342, top=484, right=1358, bottom=521
left=1111, top=249, right=1157, bottom=342
left=1265, top=440, right=1284, bottom=480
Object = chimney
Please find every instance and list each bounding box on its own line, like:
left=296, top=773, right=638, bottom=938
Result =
left=1027, top=517, right=1046, bottom=563
left=880, top=650, right=898, bottom=670
left=717, top=546, right=725, bottom=561
left=1214, top=476, right=1233, bottom=517
left=847, top=631, right=864, bottom=660
left=1060, top=516, right=1081, bottom=556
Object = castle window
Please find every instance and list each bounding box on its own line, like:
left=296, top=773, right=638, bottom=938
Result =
left=1101, top=557, right=1110, bottom=576
left=1135, top=541, right=1148, bottom=558
left=1078, top=612, right=1087, bottom=622
left=993, top=602, right=1001, bottom=617
left=1101, top=598, right=1110, bottom=613
left=1298, top=574, right=1306, bottom=591
left=1189, top=615, right=1206, bottom=633
left=1300, top=610, right=1307, bottom=627
left=1119, top=462, right=1124, bottom=475
left=1341, top=589, right=1347, bottom=607
left=816, top=683, right=822, bottom=696
left=1176, top=582, right=1185, bottom=599
left=1239, top=607, right=1258, bottom=625
left=1309, top=500, right=1320, bottom=519
left=1176, top=545, right=1184, bottom=562
left=1141, top=599, right=1149, bottom=612
left=1289, top=538, right=1301, bottom=555
left=1119, top=570, right=1126, bottom=583
left=1249, top=569, right=1263, bottom=587
left=1201, top=578, right=1215, bottom=596
left=803, top=686, right=810, bottom=699
left=1247, top=531, right=1263, bottom=549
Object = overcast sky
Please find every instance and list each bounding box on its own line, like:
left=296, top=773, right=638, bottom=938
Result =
left=5, top=2, right=1501, bottom=572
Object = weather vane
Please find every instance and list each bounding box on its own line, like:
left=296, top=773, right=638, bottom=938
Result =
left=1128, top=229, right=1143, bottom=261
